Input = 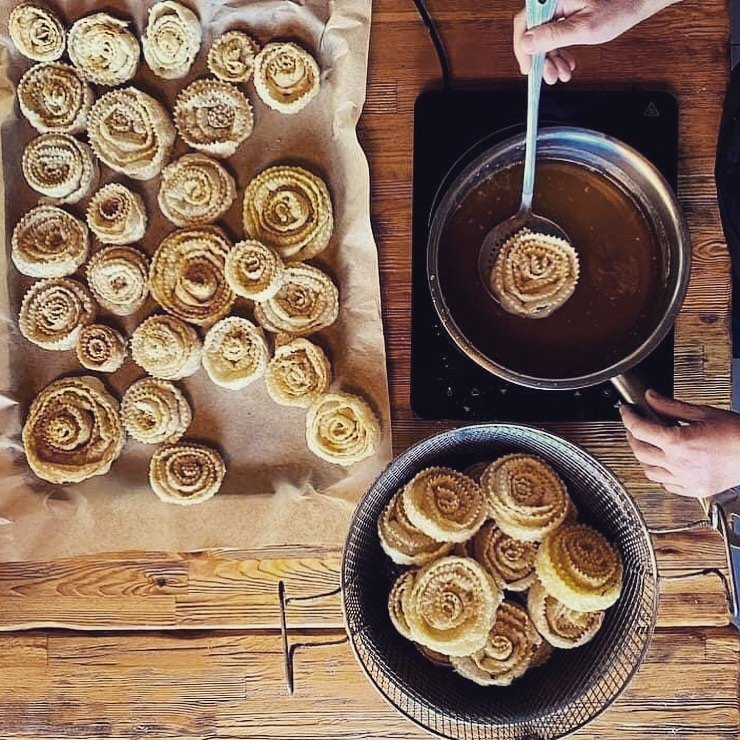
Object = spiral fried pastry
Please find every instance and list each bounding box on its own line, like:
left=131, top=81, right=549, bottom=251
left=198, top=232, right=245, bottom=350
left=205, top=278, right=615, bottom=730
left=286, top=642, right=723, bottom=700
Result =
left=86, top=246, right=149, bottom=316
left=76, top=324, right=126, bottom=373
left=130, top=314, right=201, bottom=380
left=149, top=442, right=225, bottom=505
left=86, top=184, right=147, bottom=245
left=143, top=1, right=202, bottom=80
left=388, top=570, right=416, bottom=640
left=9, top=2, right=65, bottom=62
left=22, top=375, right=124, bottom=484
left=265, top=338, right=330, bottom=408
left=402, top=467, right=486, bottom=544
left=201, top=317, right=270, bottom=390
left=208, top=31, right=260, bottom=83
left=12, top=205, right=89, bottom=278
left=472, top=521, right=538, bottom=591
left=224, top=240, right=284, bottom=302
left=480, top=454, right=571, bottom=542
left=254, top=41, right=320, bottom=115
left=121, top=377, right=191, bottom=445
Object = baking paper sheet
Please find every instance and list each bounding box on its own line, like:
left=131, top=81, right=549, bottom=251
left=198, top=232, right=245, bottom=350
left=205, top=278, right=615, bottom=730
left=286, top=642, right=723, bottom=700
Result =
left=0, top=0, right=391, bottom=560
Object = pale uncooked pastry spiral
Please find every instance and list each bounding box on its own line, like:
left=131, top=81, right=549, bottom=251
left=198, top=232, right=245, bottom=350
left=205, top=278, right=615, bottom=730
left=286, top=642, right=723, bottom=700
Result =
left=480, top=454, right=571, bottom=542
left=450, top=600, right=541, bottom=686
left=253, top=42, right=320, bottom=115
left=86, top=184, right=147, bottom=245
left=86, top=246, right=149, bottom=316
left=242, top=166, right=333, bottom=260
left=473, top=521, right=538, bottom=591
left=22, top=133, right=98, bottom=204
left=264, top=338, right=330, bottom=408
left=535, top=523, right=623, bottom=612
left=67, top=13, right=140, bottom=86
left=207, top=30, right=260, bottom=83
left=404, top=556, right=501, bottom=657
left=201, top=316, right=270, bottom=390
left=149, top=227, right=235, bottom=327
left=130, top=314, right=201, bottom=380
left=402, top=467, right=486, bottom=544
left=22, top=375, right=124, bottom=484
left=305, top=391, right=380, bottom=466
left=225, top=240, right=284, bottom=302
left=378, top=489, right=452, bottom=566
left=173, top=79, right=254, bottom=159
left=76, top=324, right=127, bottom=373
left=388, top=570, right=416, bottom=640
left=142, top=1, right=202, bottom=80
left=121, top=377, right=191, bottom=445
left=254, top=262, right=338, bottom=337
left=17, top=62, right=93, bottom=134
left=158, top=154, right=236, bottom=227
left=149, top=442, right=225, bottom=505
left=491, top=229, right=580, bottom=319
left=527, top=579, right=605, bottom=649
left=9, top=2, right=65, bottom=62
left=11, top=205, right=89, bottom=278
left=88, top=87, right=175, bottom=180
left=19, top=277, right=95, bottom=350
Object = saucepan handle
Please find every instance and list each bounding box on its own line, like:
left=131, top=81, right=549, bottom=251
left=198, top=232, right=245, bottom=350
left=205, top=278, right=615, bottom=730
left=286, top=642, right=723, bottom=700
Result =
left=610, top=371, right=675, bottom=427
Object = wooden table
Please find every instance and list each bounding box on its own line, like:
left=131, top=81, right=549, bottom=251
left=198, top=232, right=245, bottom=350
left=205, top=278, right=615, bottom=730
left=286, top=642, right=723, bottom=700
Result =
left=1, top=1, right=738, bottom=737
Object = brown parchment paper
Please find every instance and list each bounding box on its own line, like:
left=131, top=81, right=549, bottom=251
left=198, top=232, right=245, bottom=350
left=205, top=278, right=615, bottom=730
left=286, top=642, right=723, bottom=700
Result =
left=0, top=0, right=392, bottom=561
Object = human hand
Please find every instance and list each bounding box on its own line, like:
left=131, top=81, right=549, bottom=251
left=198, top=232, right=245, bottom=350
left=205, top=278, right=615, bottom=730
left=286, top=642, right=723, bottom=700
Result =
left=619, top=389, right=740, bottom=499
left=513, top=0, right=680, bottom=85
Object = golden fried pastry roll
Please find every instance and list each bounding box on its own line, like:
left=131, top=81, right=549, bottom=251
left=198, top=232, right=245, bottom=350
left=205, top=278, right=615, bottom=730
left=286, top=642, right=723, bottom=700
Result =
left=388, top=570, right=416, bottom=640
left=224, top=240, right=284, bottom=302
left=86, top=246, right=149, bottom=316
left=76, top=323, right=126, bottom=373
left=143, top=0, right=202, bottom=80
left=9, top=2, right=65, bottom=62
left=130, top=314, right=201, bottom=380
left=207, top=30, right=260, bottom=83
left=472, top=521, right=538, bottom=591
left=264, top=338, right=330, bottom=408
left=86, top=184, right=147, bottom=245
left=149, top=442, right=225, bottom=505
left=254, top=41, right=320, bottom=114
left=121, top=378, right=191, bottom=445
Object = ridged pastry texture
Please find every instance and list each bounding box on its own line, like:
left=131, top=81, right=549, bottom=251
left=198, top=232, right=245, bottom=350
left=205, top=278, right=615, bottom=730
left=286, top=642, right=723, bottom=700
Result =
left=121, top=377, right=191, bottom=445
left=22, top=133, right=98, bottom=204
left=143, top=1, right=202, bottom=80
left=242, top=165, right=333, bottom=260
left=19, top=277, right=95, bottom=350
left=12, top=205, right=89, bottom=278
left=201, top=316, right=270, bottom=390
left=86, top=184, right=147, bottom=245
left=149, top=227, right=235, bottom=327
left=17, top=62, right=93, bottom=134
left=22, top=375, right=124, bottom=484
left=253, top=262, right=338, bottom=337
left=86, top=245, right=149, bottom=316
left=450, top=600, right=542, bottom=686
left=472, top=521, right=538, bottom=592
left=9, top=2, right=65, bottom=62
left=207, top=30, right=260, bottom=83
left=527, top=579, right=605, bottom=649
left=404, top=556, right=501, bottom=657
left=67, top=13, right=140, bottom=86
left=535, top=522, right=623, bottom=612
left=173, top=79, right=254, bottom=158
left=158, top=154, right=236, bottom=227
left=76, top=324, right=126, bottom=373
left=88, top=87, right=175, bottom=180
left=130, top=314, right=202, bottom=380
left=224, top=240, right=284, bottom=303
left=264, top=337, right=330, bottom=408
left=388, top=570, right=416, bottom=640
left=149, top=441, right=225, bottom=505
left=253, top=41, right=319, bottom=115
left=378, top=489, right=452, bottom=566
left=491, top=228, right=580, bottom=319
left=402, top=467, right=486, bottom=544
left=480, top=454, right=571, bottom=542
left=305, top=391, right=379, bottom=466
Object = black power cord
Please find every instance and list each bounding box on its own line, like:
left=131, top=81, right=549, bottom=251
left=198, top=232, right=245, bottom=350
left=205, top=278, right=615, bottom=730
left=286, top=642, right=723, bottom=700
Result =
left=410, top=0, right=451, bottom=88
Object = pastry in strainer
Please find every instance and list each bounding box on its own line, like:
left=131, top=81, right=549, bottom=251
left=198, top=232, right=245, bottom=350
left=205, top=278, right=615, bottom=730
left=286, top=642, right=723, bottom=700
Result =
left=22, top=375, right=124, bottom=484
left=224, top=240, right=284, bottom=302
left=264, top=338, right=330, bottom=408
left=254, top=262, right=338, bottom=337
left=535, top=522, right=623, bottom=612
left=472, top=521, right=538, bottom=592
left=86, top=184, right=147, bottom=245
left=149, top=442, right=225, bottom=505
left=9, top=2, right=65, bottom=62
left=480, top=454, right=571, bottom=542
left=378, top=489, right=452, bottom=566
left=388, top=570, right=416, bottom=640
left=11, top=205, right=89, bottom=278
left=207, top=30, right=260, bottom=83
left=121, top=378, right=191, bottom=445
left=17, top=62, right=93, bottom=134
left=76, top=324, right=126, bottom=373
left=254, top=41, right=320, bottom=115
left=405, top=556, right=501, bottom=657
left=527, top=579, right=605, bottom=649
left=22, top=134, right=98, bottom=204
left=402, top=467, right=486, bottom=544
left=19, top=277, right=95, bottom=351
left=130, top=314, right=201, bottom=380
left=86, top=246, right=149, bottom=316
left=149, top=227, right=235, bottom=327
left=450, top=600, right=542, bottom=686
left=158, top=154, right=236, bottom=228
left=143, top=1, right=202, bottom=80
left=242, top=165, right=333, bottom=260
left=67, top=13, right=140, bottom=86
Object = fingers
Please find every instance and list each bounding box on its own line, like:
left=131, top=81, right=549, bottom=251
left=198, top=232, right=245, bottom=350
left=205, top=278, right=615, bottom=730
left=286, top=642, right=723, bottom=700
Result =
left=549, top=52, right=573, bottom=82
left=514, top=9, right=577, bottom=81
left=543, top=57, right=559, bottom=85
left=521, top=16, right=590, bottom=55
left=624, top=430, right=666, bottom=467
left=619, top=404, right=678, bottom=449
left=513, top=9, right=531, bottom=74
left=641, top=464, right=678, bottom=486
left=645, top=389, right=709, bottom=423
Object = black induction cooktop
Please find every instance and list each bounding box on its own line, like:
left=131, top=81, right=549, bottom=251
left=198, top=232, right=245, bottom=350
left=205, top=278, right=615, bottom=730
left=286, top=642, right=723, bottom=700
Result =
left=411, top=88, right=678, bottom=422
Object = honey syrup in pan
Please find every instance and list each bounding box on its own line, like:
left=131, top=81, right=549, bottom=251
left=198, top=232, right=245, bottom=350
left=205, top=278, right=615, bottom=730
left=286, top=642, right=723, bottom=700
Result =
left=437, top=160, right=666, bottom=379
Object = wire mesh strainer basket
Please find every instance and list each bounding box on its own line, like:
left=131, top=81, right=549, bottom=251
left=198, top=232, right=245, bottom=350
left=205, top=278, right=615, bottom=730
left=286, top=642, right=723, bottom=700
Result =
left=341, top=424, right=658, bottom=740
